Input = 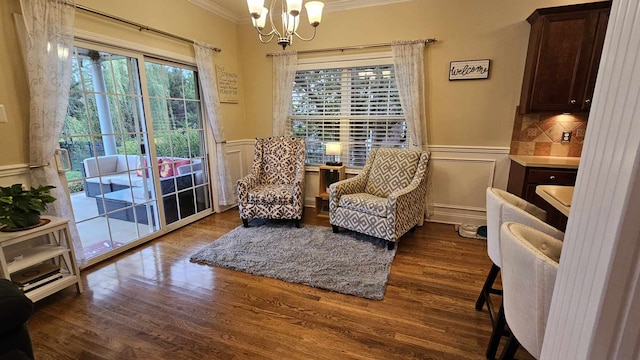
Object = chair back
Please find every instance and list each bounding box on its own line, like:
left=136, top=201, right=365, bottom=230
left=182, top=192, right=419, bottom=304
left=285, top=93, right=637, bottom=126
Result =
left=500, top=222, right=562, bottom=359
left=364, top=148, right=423, bottom=197
left=485, top=188, right=563, bottom=267
left=252, top=137, right=305, bottom=185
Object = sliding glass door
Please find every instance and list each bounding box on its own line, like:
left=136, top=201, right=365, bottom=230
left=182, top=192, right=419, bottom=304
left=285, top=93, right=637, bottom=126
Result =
left=144, top=60, right=210, bottom=225
left=61, top=44, right=211, bottom=262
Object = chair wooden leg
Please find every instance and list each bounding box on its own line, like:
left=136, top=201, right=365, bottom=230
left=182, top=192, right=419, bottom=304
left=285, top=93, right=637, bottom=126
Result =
left=486, top=302, right=506, bottom=359
left=498, top=333, right=520, bottom=360
left=387, top=241, right=395, bottom=250
left=476, top=263, right=501, bottom=311
left=242, top=218, right=249, bottom=227
left=332, top=225, right=339, bottom=233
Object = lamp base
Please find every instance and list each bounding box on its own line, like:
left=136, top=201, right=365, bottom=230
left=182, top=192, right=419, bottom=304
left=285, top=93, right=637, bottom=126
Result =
left=325, top=161, right=343, bottom=166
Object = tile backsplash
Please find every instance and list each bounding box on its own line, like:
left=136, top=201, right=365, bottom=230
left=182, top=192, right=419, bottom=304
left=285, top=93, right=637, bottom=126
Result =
left=510, top=107, right=587, bottom=157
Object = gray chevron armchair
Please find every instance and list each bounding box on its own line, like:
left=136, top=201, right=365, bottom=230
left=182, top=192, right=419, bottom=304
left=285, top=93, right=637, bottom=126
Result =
left=329, top=148, right=430, bottom=250
left=237, top=137, right=306, bottom=227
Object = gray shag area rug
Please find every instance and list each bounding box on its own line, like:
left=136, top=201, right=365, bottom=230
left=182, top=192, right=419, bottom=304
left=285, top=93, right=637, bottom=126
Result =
left=190, top=222, right=397, bottom=300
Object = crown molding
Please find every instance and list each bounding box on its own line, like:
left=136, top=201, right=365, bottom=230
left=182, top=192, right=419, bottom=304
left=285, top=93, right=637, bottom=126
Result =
left=188, top=0, right=241, bottom=24
left=191, top=0, right=413, bottom=25
left=324, top=0, right=411, bottom=12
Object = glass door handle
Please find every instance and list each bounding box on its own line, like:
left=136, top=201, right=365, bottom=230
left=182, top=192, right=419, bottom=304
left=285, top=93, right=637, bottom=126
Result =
left=55, top=148, right=71, bottom=172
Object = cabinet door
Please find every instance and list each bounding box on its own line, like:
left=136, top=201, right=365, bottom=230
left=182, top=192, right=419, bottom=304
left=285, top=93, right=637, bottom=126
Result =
left=523, top=11, right=600, bottom=113
left=581, top=9, right=610, bottom=111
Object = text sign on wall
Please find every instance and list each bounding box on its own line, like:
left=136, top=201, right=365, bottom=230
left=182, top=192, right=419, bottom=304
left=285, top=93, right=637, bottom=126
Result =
left=449, top=59, right=490, bottom=81
left=216, top=65, right=239, bottom=103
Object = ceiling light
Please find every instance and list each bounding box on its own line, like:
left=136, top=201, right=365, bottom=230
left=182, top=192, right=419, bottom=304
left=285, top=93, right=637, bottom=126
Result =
left=247, top=0, right=324, bottom=50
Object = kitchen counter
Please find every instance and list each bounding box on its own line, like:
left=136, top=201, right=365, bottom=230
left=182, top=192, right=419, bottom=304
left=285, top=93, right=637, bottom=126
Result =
left=509, top=155, right=580, bottom=169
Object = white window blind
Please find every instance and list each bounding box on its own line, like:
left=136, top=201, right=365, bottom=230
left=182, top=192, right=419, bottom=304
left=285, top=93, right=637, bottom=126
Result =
left=290, top=60, right=406, bottom=167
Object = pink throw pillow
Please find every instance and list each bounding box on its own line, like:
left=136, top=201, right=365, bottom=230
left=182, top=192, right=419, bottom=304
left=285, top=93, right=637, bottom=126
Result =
left=159, top=158, right=192, bottom=178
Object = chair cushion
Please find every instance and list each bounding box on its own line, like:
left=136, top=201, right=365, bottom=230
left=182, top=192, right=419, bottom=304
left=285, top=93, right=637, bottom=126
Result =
left=338, top=193, right=389, bottom=217
left=248, top=184, right=294, bottom=205
left=364, top=148, right=421, bottom=197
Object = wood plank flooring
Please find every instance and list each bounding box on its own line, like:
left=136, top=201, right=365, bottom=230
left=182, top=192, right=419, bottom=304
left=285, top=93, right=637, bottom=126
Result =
left=27, top=210, right=532, bottom=359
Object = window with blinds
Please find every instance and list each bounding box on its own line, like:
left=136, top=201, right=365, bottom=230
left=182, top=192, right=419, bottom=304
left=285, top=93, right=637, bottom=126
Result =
left=290, top=62, right=406, bottom=167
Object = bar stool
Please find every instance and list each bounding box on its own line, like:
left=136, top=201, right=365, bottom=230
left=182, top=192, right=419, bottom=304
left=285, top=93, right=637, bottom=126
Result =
left=490, top=222, right=562, bottom=359
left=479, top=188, right=564, bottom=358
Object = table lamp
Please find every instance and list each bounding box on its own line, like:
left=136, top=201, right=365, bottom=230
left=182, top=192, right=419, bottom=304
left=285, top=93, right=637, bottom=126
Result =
left=325, top=142, right=342, bottom=166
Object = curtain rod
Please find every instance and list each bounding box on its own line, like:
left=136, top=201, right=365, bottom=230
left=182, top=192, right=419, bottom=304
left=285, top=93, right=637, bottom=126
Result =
left=267, top=39, right=437, bottom=56
left=75, top=4, right=222, bottom=53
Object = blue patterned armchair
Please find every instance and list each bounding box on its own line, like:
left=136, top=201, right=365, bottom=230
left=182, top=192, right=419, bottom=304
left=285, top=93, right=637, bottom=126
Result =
left=329, top=148, right=430, bottom=250
left=237, top=137, right=306, bottom=227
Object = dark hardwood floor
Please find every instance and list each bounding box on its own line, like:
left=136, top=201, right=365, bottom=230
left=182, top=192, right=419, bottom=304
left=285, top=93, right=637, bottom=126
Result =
left=28, top=209, right=531, bottom=360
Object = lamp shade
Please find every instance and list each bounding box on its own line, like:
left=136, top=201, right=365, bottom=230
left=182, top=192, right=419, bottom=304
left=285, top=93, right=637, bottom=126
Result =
left=305, top=1, right=324, bottom=27
left=247, top=0, right=265, bottom=18
left=286, top=0, right=303, bottom=16
left=325, top=142, right=342, bottom=156
left=284, top=12, right=300, bottom=32
left=251, top=7, right=269, bottom=29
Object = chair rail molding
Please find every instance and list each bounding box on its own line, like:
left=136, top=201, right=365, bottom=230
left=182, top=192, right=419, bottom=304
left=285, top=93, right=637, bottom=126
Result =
left=0, top=164, right=30, bottom=187
left=302, top=145, right=511, bottom=225
left=219, top=139, right=255, bottom=212
left=229, top=140, right=510, bottom=224
left=427, top=146, right=510, bottom=225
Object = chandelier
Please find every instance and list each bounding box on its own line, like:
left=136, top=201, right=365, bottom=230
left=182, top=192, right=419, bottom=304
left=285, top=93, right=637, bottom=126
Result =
left=247, top=0, right=325, bottom=50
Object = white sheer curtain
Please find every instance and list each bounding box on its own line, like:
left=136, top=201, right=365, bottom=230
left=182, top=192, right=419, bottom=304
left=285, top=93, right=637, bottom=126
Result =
left=19, top=0, right=85, bottom=263
left=193, top=41, right=235, bottom=206
left=272, top=51, right=297, bottom=136
left=392, top=40, right=433, bottom=218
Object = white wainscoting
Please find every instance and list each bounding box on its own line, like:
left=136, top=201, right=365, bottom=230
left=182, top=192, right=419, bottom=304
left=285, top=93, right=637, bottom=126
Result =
left=219, top=139, right=255, bottom=212
left=227, top=141, right=511, bottom=226
left=0, top=164, right=30, bottom=188
left=428, top=146, right=510, bottom=225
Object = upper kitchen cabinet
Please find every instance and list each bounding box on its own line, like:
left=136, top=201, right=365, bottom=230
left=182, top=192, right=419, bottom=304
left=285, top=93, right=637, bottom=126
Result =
left=519, top=1, right=611, bottom=114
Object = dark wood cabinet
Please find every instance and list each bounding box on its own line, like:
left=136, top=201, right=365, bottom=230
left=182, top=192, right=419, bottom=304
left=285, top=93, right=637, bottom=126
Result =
left=519, top=1, right=611, bottom=114
left=507, top=161, right=578, bottom=231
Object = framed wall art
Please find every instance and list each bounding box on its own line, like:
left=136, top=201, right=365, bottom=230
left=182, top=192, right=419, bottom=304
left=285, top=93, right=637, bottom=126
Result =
left=449, top=59, right=490, bottom=81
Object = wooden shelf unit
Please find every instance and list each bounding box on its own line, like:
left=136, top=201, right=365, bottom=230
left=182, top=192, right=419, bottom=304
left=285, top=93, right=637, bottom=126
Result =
left=0, top=216, right=83, bottom=302
left=315, top=165, right=346, bottom=218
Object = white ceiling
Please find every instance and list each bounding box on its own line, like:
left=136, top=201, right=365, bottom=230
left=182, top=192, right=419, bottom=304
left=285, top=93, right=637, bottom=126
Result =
left=188, top=0, right=411, bottom=24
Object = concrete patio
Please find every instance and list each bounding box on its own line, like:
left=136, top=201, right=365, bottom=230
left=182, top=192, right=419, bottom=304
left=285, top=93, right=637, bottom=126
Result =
left=71, top=192, right=158, bottom=259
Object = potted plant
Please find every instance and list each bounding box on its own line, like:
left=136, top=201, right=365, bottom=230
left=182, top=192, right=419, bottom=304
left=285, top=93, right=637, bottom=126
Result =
left=0, top=184, right=56, bottom=231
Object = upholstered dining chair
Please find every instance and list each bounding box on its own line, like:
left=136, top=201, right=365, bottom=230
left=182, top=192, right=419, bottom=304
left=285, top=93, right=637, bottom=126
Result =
left=491, top=222, right=562, bottom=359
left=481, top=188, right=565, bottom=359
left=237, top=137, right=306, bottom=227
left=329, top=147, right=430, bottom=250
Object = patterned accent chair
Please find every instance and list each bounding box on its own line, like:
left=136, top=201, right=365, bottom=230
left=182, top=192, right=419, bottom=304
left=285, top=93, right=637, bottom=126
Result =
left=329, top=148, right=430, bottom=250
left=237, top=137, right=306, bottom=227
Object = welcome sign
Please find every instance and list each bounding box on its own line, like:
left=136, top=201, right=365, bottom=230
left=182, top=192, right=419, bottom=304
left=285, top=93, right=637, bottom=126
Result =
left=449, top=59, right=491, bottom=80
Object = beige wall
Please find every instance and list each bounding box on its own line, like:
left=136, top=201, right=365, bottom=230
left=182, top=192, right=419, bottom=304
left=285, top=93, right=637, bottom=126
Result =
left=0, top=0, right=603, bottom=167
left=0, top=0, right=29, bottom=166
left=238, top=0, right=600, bottom=145
left=0, top=0, right=245, bottom=167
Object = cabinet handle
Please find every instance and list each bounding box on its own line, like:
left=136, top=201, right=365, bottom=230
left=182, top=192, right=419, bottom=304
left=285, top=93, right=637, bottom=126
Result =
left=570, top=99, right=577, bottom=104
left=585, top=99, right=591, bottom=104
left=549, top=175, right=556, bottom=180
